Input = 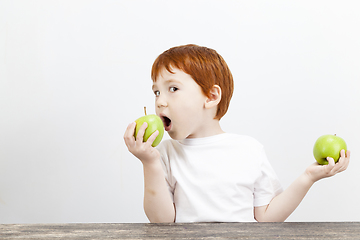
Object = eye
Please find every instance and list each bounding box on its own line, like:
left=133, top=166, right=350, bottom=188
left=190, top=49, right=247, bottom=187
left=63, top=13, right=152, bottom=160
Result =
left=169, top=87, right=178, bottom=92
left=154, top=90, right=160, bottom=97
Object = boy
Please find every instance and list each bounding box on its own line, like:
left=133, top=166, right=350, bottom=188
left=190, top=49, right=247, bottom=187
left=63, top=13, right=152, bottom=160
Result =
left=124, top=44, right=350, bottom=223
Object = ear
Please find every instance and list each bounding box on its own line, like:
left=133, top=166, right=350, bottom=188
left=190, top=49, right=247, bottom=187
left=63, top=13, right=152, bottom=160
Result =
left=205, top=85, right=222, bottom=109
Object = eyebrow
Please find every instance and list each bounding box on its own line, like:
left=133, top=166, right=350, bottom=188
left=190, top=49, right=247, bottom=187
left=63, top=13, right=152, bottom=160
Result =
left=152, top=79, right=182, bottom=90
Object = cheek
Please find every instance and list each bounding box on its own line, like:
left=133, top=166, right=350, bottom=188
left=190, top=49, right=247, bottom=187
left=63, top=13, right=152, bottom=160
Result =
left=176, top=101, right=203, bottom=124
left=184, top=96, right=206, bottom=112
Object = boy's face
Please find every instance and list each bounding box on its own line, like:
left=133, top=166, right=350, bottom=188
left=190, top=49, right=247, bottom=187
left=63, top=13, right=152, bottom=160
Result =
left=152, top=68, right=208, bottom=140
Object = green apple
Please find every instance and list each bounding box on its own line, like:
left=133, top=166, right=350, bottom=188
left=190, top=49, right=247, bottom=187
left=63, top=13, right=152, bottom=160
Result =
left=313, top=134, right=347, bottom=165
left=134, top=107, right=164, bottom=147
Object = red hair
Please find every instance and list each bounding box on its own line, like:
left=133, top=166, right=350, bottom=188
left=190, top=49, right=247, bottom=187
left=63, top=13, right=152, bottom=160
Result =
left=151, top=44, right=234, bottom=120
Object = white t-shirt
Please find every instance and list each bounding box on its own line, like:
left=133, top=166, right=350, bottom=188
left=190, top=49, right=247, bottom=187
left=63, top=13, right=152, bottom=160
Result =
left=157, top=133, right=283, bottom=222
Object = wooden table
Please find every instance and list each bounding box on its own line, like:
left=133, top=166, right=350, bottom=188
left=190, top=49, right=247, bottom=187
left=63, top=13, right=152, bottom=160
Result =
left=1, top=222, right=359, bottom=239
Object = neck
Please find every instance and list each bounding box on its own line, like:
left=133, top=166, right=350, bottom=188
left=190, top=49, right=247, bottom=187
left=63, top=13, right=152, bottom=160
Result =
left=187, top=118, right=224, bottom=139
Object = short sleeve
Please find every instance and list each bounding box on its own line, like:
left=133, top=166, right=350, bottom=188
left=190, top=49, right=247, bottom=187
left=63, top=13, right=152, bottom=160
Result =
left=253, top=148, right=283, bottom=207
left=157, top=141, right=176, bottom=202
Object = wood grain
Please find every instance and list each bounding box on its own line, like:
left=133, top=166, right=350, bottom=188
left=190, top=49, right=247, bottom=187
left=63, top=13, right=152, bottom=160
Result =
left=1, top=222, right=359, bottom=239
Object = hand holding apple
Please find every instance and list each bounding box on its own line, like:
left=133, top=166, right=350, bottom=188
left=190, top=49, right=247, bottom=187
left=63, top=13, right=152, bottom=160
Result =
left=134, top=107, right=164, bottom=147
left=313, top=134, right=347, bottom=165
left=306, top=148, right=350, bottom=183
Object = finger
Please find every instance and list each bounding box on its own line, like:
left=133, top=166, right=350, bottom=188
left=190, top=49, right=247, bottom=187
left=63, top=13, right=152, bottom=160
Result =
left=327, top=157, right=335, bottom=167
left=339, top=149, right=346, bottom=160
left=337, top=149, right=347, bottom=163
left=344, top=149, right=351, bottom=168
left=124, top=122, right=136, bottom=141
left=325, top=157, right=336, bottom=173
left=136, top=122, right=148, bottom=143
left=345, top=150, right=351, bottom=159
left=124, top=122, right=136, bottom=148
left=145, top=130, right=159, bottom=146
left=338, top=150, right=350, bottom=172
left=331, top=153, right=346, bottom=174
left=338, top=149, right=346, bottom=164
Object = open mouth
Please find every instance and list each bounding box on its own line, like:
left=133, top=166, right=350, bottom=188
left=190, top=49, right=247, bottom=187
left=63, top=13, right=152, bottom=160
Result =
left=161, top=116, right=172, bottom=131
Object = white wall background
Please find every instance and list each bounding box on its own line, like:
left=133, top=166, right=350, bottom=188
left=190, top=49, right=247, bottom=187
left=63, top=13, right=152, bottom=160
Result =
left=1, top=0, right=359, bottom=223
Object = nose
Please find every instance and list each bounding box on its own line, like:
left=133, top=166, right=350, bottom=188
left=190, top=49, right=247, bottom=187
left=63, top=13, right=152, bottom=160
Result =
left=156, top=94, right=167, bottom=108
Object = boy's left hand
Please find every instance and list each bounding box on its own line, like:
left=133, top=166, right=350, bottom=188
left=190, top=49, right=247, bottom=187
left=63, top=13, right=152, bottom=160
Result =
left=305, top=149, right=350, bottom=183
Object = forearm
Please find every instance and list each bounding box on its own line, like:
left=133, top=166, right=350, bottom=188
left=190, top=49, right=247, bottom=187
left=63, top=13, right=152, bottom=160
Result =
left=142, top=161, right=175, bottom=223
left=257, top=172, right=314, bottom=222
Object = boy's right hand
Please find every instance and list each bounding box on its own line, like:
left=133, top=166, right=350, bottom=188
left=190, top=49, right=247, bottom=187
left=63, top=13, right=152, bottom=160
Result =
left=123, top=122, right=160, bottom=165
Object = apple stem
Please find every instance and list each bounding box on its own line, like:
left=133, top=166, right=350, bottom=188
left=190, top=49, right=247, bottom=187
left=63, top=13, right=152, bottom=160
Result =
left=144, top=106, right=147, bottom=116
left=334, top=134, right=336, bottom=136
